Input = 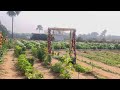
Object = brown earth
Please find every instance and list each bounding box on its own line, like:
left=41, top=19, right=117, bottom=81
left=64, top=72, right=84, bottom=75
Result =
left=0, top=49, right=25, bottom=79
left=76, top=50, right=120, bottom=75
left=34, top=60, right=60, bottom=79
left=26, top=50, right=96, bottom=79
left=26, top=50, right=60, bottom=79
left=56, top=50, right=120, bottom=79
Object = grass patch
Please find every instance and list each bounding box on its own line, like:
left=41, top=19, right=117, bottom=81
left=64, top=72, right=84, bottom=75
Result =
left=80, top=59, right=120, bottom=76
left=78, top=50, right=120, bottom=67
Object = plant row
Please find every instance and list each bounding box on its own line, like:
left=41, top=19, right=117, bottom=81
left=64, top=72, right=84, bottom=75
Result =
left=14, top=40, right=44, bottom=79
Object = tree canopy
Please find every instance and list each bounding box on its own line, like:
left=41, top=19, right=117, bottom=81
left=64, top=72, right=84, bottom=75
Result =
left=0, top=22, right=9, bottom=37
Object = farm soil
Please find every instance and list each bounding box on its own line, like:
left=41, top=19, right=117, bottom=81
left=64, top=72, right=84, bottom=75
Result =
left=0, top=49, right=25, bottom=79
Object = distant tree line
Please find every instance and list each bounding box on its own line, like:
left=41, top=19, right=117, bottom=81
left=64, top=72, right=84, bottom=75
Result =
left=1, top=20, right=120, bottom=43
left=0, top=21, right=9, bottom=37
left=76, top=30, right=120, bottom=43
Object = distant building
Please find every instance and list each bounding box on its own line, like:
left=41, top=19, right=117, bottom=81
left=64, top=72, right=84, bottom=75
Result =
left=52, top=31, right=69, bottom=41
left=54, top=34, right=65, bottom=41
left=30, top=33, right=47, bottom=40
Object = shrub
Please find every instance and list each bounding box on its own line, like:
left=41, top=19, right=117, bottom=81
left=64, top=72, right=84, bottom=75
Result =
left=37, top=45, right=47, bottom=62
left=59, top=69, right=71, bottom=79
left=14, top=45, right=24, bottom=57
left=51, top=61, right=72, bottom=79
left=44, top=54, right=52, bottom=66
left=7, top=39, right=14, bottom=49
left=25, top=43, right=35, bottom=49
left=51, top=62, right=64, bottom=73
left=31, top=47, right=38, bottom=58
left=74, top=64, right=90, bottom=73
left=27, top=57, right=34, bottom=66
left=25, top=69, right=43, bottom=79
left=18, top=54, right=43, bottom=79
left=16, top=40, right=26, bottom=51
left=37, top=47, right=46, bottom=61
left=18, top=54, right=32, bottom=73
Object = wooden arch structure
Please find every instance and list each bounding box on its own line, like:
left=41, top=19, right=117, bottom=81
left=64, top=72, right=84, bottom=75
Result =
left=47, top=27, right=76, bottom=64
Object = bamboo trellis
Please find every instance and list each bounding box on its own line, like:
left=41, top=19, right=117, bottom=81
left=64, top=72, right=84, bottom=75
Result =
left=47, top=27, right=76, bottom=64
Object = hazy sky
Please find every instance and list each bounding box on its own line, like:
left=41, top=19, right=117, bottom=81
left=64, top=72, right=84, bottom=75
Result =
left=0, top=11, right=120, bottom=35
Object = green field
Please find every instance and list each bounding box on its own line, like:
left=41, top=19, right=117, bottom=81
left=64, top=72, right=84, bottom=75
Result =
left=77, top=50, right=120, bottom=67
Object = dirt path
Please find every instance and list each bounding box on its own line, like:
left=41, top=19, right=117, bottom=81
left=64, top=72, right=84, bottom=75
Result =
left=34, top=60, right=60, bottom=79
left=26, top=50, right=60, bottom=79
left=76, top=50, right=120, bottom=75
left=56, top=50, right=120, bottom=79
left=76, top=60, right=120, bottom=79
left=0, top=49, right=25, bottom=79
left=52, top=52, right=97, bottom=79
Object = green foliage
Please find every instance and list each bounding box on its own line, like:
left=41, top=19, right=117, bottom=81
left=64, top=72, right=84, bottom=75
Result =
left=76, top=42, right=120, bottom=50
left=37, top=43, right=47, bottom=61
left=59, top=69, right=71, bottom=79
left=14, top=45, right=25, bottom=57
left=37, top=47, right=46, bottom=61
left=25, top=43, right=35, bottom=49
left=74, top=64, right=90, bottom=73
left=51, top=61, right=72, bottom=79
left=25, top=69, right=43, bottom=79
left=18, top=54, right=33, bottom=73
left=58, top=54, right=72, bottom=64
left=27, top=57, right=34, bottom=66
left=52, top=42, right=67, bottom=49
left=18, top=54, right=43, bottom=79
left=7, top=39, right=14, bottom=49
left=51, top=41, right=120, bottom=50
left=80, top=50, right=120, bottom=67
left=44, top=54, right=51, bottom=66
left=51, top=62, right=64, bottom=73
left=31, top=47, right=38, bottom=58
left=51, top=54, right=74, bottom=79
left=15, top=40, right=26, bottom=51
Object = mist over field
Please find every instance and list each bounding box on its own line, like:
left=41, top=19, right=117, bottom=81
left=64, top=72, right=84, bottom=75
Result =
left=1, top=11, right=120, bottom=36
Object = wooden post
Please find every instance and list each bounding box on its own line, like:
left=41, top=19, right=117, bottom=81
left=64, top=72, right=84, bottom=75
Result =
left=72, top=30, right=76, bottom=64
left=69, top=30, right=72, bottom=57
left=52, top=30, right=54, bottom=55
left=47, top=27, right=76, bottom=58
left=48, top=29, right=51, bottom=54
left=0, top=32, right=3, bottom=48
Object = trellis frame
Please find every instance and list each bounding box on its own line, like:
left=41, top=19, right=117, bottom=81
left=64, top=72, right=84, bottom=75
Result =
left=47, top=27, right=76, bottom=64
left=0, top=32, right=3, bottom=48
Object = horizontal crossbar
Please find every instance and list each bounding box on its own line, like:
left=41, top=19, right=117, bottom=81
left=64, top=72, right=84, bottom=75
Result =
left=48, top=27, right=76, bottom=31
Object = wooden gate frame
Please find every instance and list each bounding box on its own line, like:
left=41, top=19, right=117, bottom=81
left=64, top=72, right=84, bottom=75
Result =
left=0, top=32, right=3, bottom=48
left=47, top=27, right=76, bottom=64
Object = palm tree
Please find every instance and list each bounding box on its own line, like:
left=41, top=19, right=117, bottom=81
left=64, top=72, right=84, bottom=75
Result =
left=6, top=11, right=21, bottom=39
left=36, top=25, right=43, bottom=34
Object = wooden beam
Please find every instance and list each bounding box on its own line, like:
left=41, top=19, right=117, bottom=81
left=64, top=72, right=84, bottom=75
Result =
left=48, top=27, right=76, bottom=31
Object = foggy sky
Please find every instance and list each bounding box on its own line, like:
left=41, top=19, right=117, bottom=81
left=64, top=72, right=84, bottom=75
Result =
left=0, top=11, right=120, bottom=35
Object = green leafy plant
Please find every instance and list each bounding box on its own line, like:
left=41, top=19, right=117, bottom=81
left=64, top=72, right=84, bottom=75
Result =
left=18, top=54, right=43, bottom=79
left=37, top=47, right=46, bottom=61
left=74, top=64, right=90, bottom=73
left=27, top=57, right=34, bottom=66
left=14, top=45, right=24, bottom=57
left=51, top=62, right=64, bottom=73
left=44, top=54, right=52, bottom=66
left=31, top=47, right=38, bottom=58
left=59, top=69, right=71, bottom=79
left=25, top=69, right=43, bottom=79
